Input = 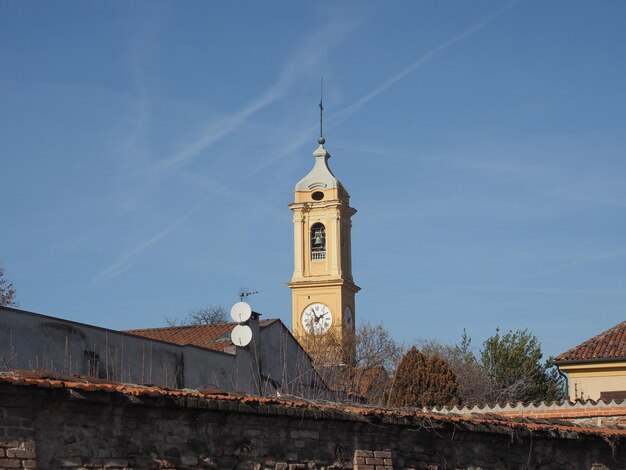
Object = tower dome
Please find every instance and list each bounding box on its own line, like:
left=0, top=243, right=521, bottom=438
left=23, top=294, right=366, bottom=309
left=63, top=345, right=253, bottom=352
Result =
left=294, top=141, right=349, bottom=197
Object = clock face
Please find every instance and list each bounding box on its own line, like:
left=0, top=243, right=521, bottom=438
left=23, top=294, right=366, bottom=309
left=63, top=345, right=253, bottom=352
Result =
left=343, top=306, right=353, bottom=325
left=301, top=303, right=333, bottom=335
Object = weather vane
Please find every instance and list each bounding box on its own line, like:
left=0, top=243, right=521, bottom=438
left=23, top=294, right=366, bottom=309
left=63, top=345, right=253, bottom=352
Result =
left=319, top=76, right=325, bottom=145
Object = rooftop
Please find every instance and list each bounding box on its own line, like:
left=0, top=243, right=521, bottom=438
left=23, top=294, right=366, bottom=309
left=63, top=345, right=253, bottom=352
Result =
left=556, top=319, right=626, bottom=363
left=126, top=319, right=276, bottom=352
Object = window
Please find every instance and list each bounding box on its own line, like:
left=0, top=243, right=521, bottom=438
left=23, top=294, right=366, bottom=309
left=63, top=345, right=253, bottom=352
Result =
left=311, top=223, right=326, bottom=260
left=600, top=390, right=626, bottom=401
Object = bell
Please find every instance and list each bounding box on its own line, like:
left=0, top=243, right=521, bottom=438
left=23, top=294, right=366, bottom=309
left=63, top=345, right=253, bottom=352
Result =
left=313, top=234, right=324, bottom=246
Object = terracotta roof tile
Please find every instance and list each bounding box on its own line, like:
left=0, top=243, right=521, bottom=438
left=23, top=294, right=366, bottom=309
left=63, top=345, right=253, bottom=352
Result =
left=556, top=320, right=626, bottom=362
left=1, top=370, right=625, bottom=438
left=126, top=319, right=275, bottom=352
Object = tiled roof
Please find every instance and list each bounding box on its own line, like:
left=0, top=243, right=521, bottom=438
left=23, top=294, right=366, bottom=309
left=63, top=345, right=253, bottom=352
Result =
left=126, top=319, right=276, bottom=352
left=556, top=320, right=626, bottom=363
left=1, top=370, right=625, bottom=438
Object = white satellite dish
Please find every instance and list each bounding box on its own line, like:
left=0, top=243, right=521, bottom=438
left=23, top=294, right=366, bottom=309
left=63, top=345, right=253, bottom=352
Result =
left=230, top=301, right=252, bottom=323
left=231, top=324, right=253, bottom=347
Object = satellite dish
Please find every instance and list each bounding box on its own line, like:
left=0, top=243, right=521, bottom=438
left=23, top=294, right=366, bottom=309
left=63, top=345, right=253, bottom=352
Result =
left=231, top=324, right=253, bottom=347
left=230, top=302, right=252, bottom=323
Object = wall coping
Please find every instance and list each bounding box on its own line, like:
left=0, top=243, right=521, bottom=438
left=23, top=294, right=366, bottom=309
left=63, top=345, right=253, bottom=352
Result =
left=2, top=370, right=626, bottom=441
left=424, top=398, right=626, bottom=418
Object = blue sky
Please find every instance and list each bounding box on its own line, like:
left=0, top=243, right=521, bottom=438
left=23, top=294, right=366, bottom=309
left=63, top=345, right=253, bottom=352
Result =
left=1, top=1, right=625, bottom=359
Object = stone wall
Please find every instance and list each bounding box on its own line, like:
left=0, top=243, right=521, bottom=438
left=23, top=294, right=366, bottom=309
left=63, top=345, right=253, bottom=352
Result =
left=0, top=377, right=625, bottom=470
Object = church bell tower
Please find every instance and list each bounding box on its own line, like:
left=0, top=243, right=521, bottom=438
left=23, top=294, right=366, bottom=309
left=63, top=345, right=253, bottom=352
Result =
left=289, top=124, right=360, bottom=360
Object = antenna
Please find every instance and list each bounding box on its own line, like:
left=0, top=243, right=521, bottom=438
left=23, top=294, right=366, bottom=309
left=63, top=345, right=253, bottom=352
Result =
left=319, top=77, right=325, bottom=144
left=239, top=290, right=258, bottom=302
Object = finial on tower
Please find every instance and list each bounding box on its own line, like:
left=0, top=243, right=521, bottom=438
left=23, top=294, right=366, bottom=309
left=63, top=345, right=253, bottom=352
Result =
left=318, top=76, right=325, bottom=145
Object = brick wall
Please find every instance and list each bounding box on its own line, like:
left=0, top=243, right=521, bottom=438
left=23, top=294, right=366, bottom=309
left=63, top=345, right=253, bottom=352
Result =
left=0, top=439, right=36, bottom=469
left=353, top=450, right=393, bottom=469
left=0, top=380, right=625, bottom=470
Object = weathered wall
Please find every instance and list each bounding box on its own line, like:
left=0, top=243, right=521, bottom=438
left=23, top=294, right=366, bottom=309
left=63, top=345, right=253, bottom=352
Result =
left=0, top=307, right=325, bottom=398
left=258, top=321, right=324, bottom=398
left=1, top=378, right=624, bottom=470
left=0, top=307, right=233, bottom=389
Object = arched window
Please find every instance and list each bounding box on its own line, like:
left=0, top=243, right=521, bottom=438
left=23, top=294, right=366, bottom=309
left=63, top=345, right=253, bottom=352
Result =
left=311, top=223, right=326, bottom=260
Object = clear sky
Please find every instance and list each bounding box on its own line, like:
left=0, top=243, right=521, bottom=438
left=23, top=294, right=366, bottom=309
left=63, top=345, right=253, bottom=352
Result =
left=1, top=1, right=625, bottom=359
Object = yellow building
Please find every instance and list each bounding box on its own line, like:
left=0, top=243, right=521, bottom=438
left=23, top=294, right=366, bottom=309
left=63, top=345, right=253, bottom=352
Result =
left=288, top=135, right=359, bottom=360
left=555, top=320, right=626, bottom=401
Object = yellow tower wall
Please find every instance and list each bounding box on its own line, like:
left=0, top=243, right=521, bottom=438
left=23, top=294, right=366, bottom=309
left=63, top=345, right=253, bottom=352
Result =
left=288, top=142, right=359, bottom=360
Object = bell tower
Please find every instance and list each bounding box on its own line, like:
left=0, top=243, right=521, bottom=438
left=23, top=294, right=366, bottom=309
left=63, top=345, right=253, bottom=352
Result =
left=288, top=128, right=360, bottom=361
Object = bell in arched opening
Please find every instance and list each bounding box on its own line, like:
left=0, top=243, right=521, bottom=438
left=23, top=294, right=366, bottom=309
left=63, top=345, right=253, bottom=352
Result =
left=310, top=223, right=326, bottom=260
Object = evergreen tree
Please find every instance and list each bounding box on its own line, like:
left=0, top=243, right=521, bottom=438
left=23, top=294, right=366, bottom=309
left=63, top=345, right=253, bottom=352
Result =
left=480, top=328, right=564, bottom=403
left=388, top=346, right=459, bottom=408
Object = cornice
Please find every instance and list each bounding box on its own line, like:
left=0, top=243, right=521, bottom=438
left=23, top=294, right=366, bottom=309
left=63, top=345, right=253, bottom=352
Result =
left=288, top=278, right=361, bottom=293
left=289, top=201, right=356, bottom=216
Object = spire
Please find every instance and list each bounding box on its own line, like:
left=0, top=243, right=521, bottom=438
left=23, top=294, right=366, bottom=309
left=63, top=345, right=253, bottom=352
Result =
left=294, top=86, right=348, bottom=195
left=293, top=95, right=348, bottom=195
left=319, top=77, right=325, bottom=146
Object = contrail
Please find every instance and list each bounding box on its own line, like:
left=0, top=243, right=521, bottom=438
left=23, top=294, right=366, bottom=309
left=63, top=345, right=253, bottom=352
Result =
left=330, top=0, right=520, bottom=124
left=143, top=17, right=358, bottom=177
left=96, top=18, right=358, bottom=281
left=148, top=89, right=282, bottom=175
left=97, top=3, right=519, bottom=281
left=95, top=194, right=212, bottom=281
left=243, top=2, right=521, bottom=180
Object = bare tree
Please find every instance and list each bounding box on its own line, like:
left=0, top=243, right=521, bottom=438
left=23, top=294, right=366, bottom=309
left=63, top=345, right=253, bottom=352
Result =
left=352, top=322, right=404, bottom=403
left=296, top=321, right=403, bottom=405
left=164, top=305, right=228, bottom=326
left=0, top=262, right=17, bottom=307
left=356, top=322, right=404, bottom=371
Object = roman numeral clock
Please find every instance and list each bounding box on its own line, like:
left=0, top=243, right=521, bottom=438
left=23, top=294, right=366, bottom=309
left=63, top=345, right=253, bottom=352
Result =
left=301, top=303, right=333, bottom=335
